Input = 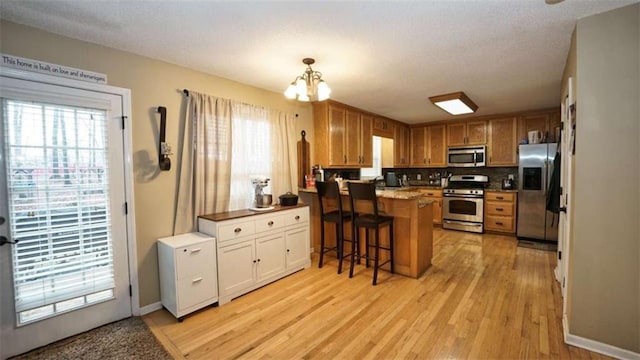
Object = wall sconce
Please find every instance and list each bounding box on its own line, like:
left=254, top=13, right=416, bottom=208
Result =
left=429, top=91, right=478, bottom=115
left=157, top=106, right=172, bottom=171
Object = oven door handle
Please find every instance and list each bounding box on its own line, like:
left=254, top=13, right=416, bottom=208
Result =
left=444, top=220, right=483, bottom=227
left=443, top=194, right=483, bottom=199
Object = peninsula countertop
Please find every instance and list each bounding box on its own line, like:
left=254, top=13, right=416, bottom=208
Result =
left=299, top=187, right=434, bottom=207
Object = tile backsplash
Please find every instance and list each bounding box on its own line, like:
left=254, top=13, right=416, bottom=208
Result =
left=382, top=167, right=518, bottom=190
left=322, top=167, right=518, bottom=190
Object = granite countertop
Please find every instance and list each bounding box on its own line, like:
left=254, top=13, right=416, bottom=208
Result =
left=484, top=188, right=519, bottom=193
left=299, top=187, right=434, bottom=206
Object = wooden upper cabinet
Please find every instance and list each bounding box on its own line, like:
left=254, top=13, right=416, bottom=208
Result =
left=345, top=110, right=361, bottom=166
left=410, top=126, right=428, bottom=166
left=488, top=117, right=518, bottom=166
left=409, top=125, right=446, bottom=167
left=394, top=123, right=410, bottom=166
left=373, top=116, right=394, bottom=137
left=518, top=109, right=561, bottom=143
left=427, top=124, right=446, bottom=167
left=447, top=120, right=487, bottom=146
left=359, top=114, right=373, bottom=166
left=327, top=105, right=346, bottom=166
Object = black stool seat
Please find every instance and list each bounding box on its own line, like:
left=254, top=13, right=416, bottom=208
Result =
left=347, top=182, right=395, bottom=285
left=316, top=181, right=356, bottom=274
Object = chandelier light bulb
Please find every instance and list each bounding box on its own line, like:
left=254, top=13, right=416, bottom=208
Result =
left=317, top=80, right=331, bottom=101
left=284, top=83, right=297, bottom=99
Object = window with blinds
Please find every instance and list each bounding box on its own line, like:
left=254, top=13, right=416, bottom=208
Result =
left=3, top=99, right=115, bottom=325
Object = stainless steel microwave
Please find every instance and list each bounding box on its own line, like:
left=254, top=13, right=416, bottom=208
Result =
left=447, top=145, right=486, bottom=167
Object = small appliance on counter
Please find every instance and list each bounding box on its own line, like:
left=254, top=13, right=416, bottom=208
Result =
left=279, top=192, right=299, bottom=206
left=501, top=174, right=515, bottom=190
left=250, top=176, right=273, bottom=211
left=384, top=172, right=400, bottom=187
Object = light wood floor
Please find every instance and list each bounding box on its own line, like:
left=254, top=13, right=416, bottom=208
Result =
left=144, top=228, right=611, bottom=359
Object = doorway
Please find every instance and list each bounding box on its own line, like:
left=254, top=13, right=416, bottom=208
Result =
left=0, top=74, right=133, bottom=358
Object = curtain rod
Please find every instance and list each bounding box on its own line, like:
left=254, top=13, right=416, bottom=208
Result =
left=182, top=88, right=298, bottom=117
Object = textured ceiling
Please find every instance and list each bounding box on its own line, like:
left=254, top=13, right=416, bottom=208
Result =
left=1, top=0, right=637, bottom=124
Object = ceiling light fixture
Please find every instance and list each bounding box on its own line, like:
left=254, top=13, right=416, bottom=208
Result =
left=429, top=91, right=478, bottom=115
left=284, top=58, right=331, bottom=102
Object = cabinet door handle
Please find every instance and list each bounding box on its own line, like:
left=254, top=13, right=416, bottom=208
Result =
left=344, top=155, right=347, bottom=163
left=253, top=259, right=257, bottom=263
left=496, top=208, right=503, bottom=211
left=257, top=258, right=261, bottom=262
left=496, top=196, right=504, bottom=200
left=287, top=249, right=291, bottom=253
left=268, top=221, right=274, bottom=226
left=190, top=248, right=202, bottom=253
left=496, top=222, right=504, bottom=226
left=295, top=215, right=300, bottom=220
left=192, top=277, right=203, bottom=283
left=423, top=158, right=426, bottom=164
left=427, top=193, right=433, bottom=196
left=234, top=227, right=242, bottom=233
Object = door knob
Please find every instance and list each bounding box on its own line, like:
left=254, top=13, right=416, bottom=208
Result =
left=0, top=236, right=18, bottom=246
left=0, top=216, right=5, bottom=225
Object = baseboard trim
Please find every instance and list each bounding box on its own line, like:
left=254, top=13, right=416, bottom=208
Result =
left=139, top=301, right=163, bottom=316
left=563, top=315, right=640, bottom=360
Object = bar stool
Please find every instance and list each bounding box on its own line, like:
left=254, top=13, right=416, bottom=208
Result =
left=316, top=181, right=355, bottom=274
left=347, top=182, right=394, bottom=285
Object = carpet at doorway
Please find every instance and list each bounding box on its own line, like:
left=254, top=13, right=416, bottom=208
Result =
left=10, top=316, right=171, bottom=360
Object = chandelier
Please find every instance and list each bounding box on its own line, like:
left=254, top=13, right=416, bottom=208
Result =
left=284, top=58, right=331, bottom=102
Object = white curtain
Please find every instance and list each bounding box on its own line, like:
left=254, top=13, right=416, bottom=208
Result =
left=228, top=102, right=271, bottom=210
left=174, top=91, right=299, bottom=232
left=270, top=110, right=298, bottom=198
left=173, top=92, right=232, bottom=234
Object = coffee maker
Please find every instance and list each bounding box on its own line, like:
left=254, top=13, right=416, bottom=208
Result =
left=501, top=174, right=515, bottom=190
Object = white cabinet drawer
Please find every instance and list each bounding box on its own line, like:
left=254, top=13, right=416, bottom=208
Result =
left=175, top=240, right=216, bottom=280
left=285, top=208, right=309, bottom=226
left=219, top=220, right=255, bottom=242
left=177, top=273, right=217, bottom=311
left=255, top=214, right=287, bottom=233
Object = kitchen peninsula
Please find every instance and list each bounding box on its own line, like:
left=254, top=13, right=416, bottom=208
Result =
left=299, top=187, right=434, bottom=278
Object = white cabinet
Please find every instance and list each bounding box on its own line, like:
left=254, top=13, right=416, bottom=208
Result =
left=157, top=232, right=217, bottom=321
left=199, top=206, right=310, bottom=305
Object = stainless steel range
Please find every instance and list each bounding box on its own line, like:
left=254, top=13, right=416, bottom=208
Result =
left=442, top=175, right=488, bottom=233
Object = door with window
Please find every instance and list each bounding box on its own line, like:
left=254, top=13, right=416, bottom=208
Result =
left=0, top=75, right=132, bottom=358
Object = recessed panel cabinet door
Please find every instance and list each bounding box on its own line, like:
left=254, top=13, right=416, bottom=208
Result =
left=345, top=110, right=361, bottom=166
left=359, top=114, right=373, bottom=167
left=447, top=123, right=467, bottom=146
left=218, top=240, right=256, bottom=296
left=466, top=121, right=487, bottom=145
left=428, top=125, right=446, bottom=167
left=285, top=227, right=310, bottom=269
left=488, top=117, right=518, bottom=166
left=256, top=234, right=286, bottom=282
left=328, top=105, right=346, bottom=166
left=410, top=126, right=427, bottom=166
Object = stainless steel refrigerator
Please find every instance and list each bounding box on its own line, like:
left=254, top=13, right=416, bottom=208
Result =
left=517, top=143, right=559, bottom=241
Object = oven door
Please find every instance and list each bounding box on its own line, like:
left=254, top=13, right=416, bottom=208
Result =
left=443, top=195, right=484, bottom=222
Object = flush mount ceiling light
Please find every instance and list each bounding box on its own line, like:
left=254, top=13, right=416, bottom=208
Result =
left=429, top=91, right=478, bottom=115
left=284, top=58, right=331, bottom=102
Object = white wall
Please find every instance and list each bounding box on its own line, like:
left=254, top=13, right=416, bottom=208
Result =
left=569, top=3, right=639, bottom=353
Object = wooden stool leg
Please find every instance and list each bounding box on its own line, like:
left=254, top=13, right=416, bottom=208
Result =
left=365, top=228, right=370, bottom=268
left=349, top=224, right=358, bottom=278
left=389, top=222, right=394, bottom=274
left=318, top=221, right=326, bottom=268
left=337, top=222, right=344, bottom=274
left=373, top=226, right=380, bottom=286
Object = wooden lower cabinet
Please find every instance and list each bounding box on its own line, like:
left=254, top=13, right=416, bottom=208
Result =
left=416, top=189, right=442, bottom=225
left=484, top=191, right=517, bottom=234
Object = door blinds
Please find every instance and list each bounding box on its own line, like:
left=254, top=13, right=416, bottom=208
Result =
left=3, top=99, right=115, bottom=324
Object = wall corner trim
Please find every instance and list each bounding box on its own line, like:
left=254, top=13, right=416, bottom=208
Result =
left=139, top=302, right=163, bottom=316
left=563, top=315, right=640, bottom=360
